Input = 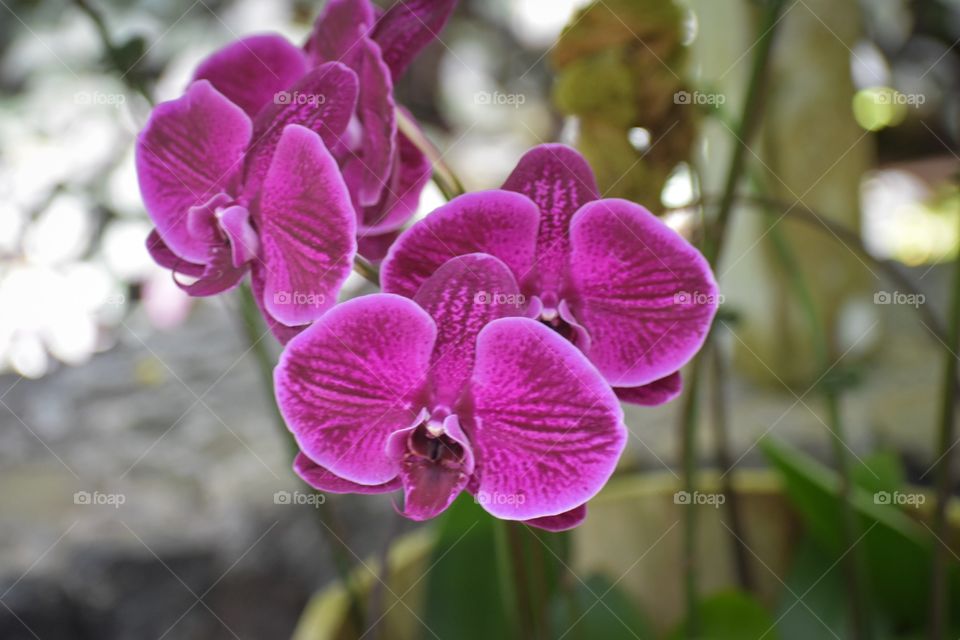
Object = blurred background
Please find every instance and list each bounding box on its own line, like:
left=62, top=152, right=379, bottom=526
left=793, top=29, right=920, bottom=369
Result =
left=0, top=0, right=958, bottom=638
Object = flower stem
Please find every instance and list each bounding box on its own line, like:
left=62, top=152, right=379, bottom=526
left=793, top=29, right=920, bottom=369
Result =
left=396, top=108, right=466, bottom=201
left=679, top=1, right=785, bottom=633
left=494, top=519, right=524, bottom=639
left=235, top=284, right=367, bottom=634
left=928, top=177, right=960, bottom=640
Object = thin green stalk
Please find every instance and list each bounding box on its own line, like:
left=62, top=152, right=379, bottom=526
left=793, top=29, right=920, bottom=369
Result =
left=396, top=108, right=466, bottom=201
left=929, top=179, right=960, bottom=640
left=494, top=519, right=523, bottom=639
left=766, top=222, right=870, bottom=639
left=354, top=254, right=381, bottom=286
left=236, top=285, right=367, bottom=634
left=679, top=2, right=785, bottom=633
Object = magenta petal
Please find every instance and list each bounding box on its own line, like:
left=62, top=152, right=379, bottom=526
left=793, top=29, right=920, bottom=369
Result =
left=502, top=144, right=599, bottom=294
left=243, top=63, right=359, bottom=194
left=615, top=371, right=682, bottom=406
left=295, top=452, right=400, bottom=494
left=219, top=205, right=259, bottom=268
left=381, top=190, right=540, bottom=298
left=136, top=81, right=252, bottom=263
left=341, top=37, right=397, bottom=208
left=359, top=122, right=432, bottom=235
left=306, top=0, right=376, bottom=68
left=146, top=229, right=205, bottom=278
left=468, top=318, right=626, bottom=520
left=192, top=34, right=308, bottom=118
left=388, top=414, right=474, bottom=521
left=413, top=253, right=523, bottom=406
left=357, top=230, right=400, bottom=263
left=275, top=294, right=436, bottom=485
left=177, top=244, right=246, bottom=297
left=250, top=265, right=306, bottom=345
left=371, top=0, right=457, bottom=82
left=524, top=504, right=587, bottom=532
left=256, top=125, right=357, bottom=327
left=568, top=200, right=718, bottom=387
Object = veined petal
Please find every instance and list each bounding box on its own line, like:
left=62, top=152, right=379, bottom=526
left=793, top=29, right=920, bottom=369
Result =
left=468, top=318, right=626, bottom=520
left=502, top=144, right=599, bottom=294
left=381, top=190, right=540, bottom=298
left=192, top=34, right=308, bottom=118
left=524, top=504, right=587, bottom=532
left=257, top=125, right=357, bottom=327
left=136, top=81, right=252, bottom=263
left=275, top=294, right=436, bottom=485
left=413, top=254, right=522, bottom=406
left=295, top=452, right=400, bottom=494
left=615, top=371, right=682, bottom=406
left=146, top=229, right=205, bottom=278
left=250, top=265, right=306, bottom=345
left=244, top=63, right=359, bottom=194
left=359, top=126, right=432, bottom=236
left=340, top=37, right=397, bottom=208
left=306, top=0, right=377, bottom=68
left=568, top=199, right=718, bottom=387
left=371, top=0, right=458, bottom=82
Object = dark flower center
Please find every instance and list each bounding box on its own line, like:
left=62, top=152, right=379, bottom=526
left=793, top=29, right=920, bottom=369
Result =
left=408, top=423, right=465, bottom=467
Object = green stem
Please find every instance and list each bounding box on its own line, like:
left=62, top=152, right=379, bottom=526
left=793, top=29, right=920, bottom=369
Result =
left=396, top=108, right=466, bottom=201
left=236, top=285, right=367, bottom=634
left=73, top=0, right=153, bottom=104
left=680, top=2, right=785, bottom=634
left=766, top=220, right=870, bottom=639
left=353, top=254, right=380, bottom=286
left=929, top=178, right=960, bottom=640
left=494, top=519, right=524, bottom=639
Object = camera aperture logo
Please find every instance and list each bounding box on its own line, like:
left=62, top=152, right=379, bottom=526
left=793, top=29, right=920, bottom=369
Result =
left=274, top=490, right=326, bottom=508
left=874, top=490, right=925, bottom=508
left=673, top=490, right=725, bottom=508
left=274, top=91, right=327, bottom=106
left=473, top=291, right=527, bottom=308
left=74, top=490, right=126, bottom=509
left=273, top=291, right=326, bottom=308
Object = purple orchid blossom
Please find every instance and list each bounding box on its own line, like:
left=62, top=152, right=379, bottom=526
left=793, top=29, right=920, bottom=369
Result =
left=275, top=253, right=626, bottom=531
left=137, top=71, right=360, bottom=335
left=188, top=0, right=456, bottom=259
left=381, top=144, right=719, bottom=405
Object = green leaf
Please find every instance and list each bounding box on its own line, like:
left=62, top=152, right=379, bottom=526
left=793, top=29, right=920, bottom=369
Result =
left=550, top=574, right=655, bottom=640
left=759, top=438, right=936, bottom=628
left=669, top=591, right=779, bottom=640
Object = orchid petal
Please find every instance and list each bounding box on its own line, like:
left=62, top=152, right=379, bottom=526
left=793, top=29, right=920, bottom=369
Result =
left=524, top=504, right=587, bottom=532
left=295, top=452, right=401, bottom=494
left=192, top=34, right=308, bottom=118
left=244, top=63, right=359, bottom=195
left=568, top=199, right=718, bottom=387
left=502, top=144, right=599, bottom=294
left=381, top=190, right=540, bottom=298
left=413, top=253, right=522, bottom=406
left=371, top=0, right=457, bottom=82
left=257, top=125, right=357, bottom=327
left=136, top=81, right=251, bottom=263
left=359, top=123, right=432, bottom=236
left=275, top=294, right=436, bottom=485
left=146, top=230, right=205, bottom=278
left=250, top=265, right=306, bottom=345
left=615, top=371, right=683, bottom=406
left=306, top=0, right=377, bottom=68
left=468, top=318, right=626, bottom=520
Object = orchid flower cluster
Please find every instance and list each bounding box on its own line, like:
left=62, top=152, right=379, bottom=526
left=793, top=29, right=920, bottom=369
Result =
left=136, top=0, right=719, bottom=531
